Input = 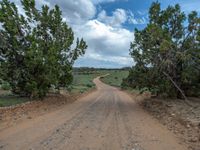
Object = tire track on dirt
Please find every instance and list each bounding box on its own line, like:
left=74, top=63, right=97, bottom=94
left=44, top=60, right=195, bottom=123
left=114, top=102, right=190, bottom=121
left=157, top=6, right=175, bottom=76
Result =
left=29, top=93, right=106, bottom=150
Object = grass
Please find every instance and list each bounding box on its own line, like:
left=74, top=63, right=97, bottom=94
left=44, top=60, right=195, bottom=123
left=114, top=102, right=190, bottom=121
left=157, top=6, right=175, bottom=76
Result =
left=71, top=71, right=103, bottom=93
left=0, top=96, right=30, bottom=107
left=100, top=70, right=129, bottom=87
left=0, top=90, right=30, bottom=107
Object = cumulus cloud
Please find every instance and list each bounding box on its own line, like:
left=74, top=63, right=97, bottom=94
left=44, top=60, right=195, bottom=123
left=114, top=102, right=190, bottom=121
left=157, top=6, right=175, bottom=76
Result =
left=98, top=9, right=127, bottom=27
left=10, top=0, right=96, bottom=24
left=73, top=20, right=134, bottom=67
left=98, top=9, right=147, bottom=27
left=45, top=0, right=96, bottom=24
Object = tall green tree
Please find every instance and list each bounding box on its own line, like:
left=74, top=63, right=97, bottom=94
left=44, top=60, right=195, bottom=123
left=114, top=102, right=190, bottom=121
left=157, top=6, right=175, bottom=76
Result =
left=0, top=0, right=87, bottom=98
left=124, top=2, right=200, bottom=99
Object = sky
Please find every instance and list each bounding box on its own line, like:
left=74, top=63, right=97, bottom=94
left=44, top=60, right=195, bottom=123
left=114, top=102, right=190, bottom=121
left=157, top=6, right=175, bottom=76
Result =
left=8, top=0, right=200, bottom=68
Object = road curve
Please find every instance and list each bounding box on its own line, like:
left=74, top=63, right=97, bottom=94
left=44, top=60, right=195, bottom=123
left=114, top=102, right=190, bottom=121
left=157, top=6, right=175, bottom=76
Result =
left=0, top=77, right=187, bottom=150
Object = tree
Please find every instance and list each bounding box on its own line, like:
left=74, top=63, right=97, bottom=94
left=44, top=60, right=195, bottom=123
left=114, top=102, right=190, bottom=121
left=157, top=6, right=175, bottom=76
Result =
left=124, top=2, right=200, bottom=99
left=0, top=0, right=87, bottom=98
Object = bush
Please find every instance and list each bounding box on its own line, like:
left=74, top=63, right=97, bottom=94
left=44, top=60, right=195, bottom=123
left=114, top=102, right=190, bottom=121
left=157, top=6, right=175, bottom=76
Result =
left=86, top=84, right=93, bottom=88
left=1, top=82, right=11, bottom=90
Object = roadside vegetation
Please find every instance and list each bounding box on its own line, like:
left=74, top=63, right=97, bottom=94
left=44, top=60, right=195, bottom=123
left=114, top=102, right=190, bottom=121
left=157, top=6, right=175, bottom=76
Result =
left=123, top=2, right=200, bottom=101
left=100, top=69, right=129, bottom=87
left=0, top=68, right=99, bottom=107
left=0, top=96, right=29, bottom=107
left=71, top=68, right=130, bottom=93
left=0, top=0, right=87, bottom=99
left=71, top=68, right=102, bottom=93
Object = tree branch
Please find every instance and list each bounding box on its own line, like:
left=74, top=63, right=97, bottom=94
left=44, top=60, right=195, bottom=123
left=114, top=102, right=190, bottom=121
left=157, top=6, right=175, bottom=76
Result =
left=163, top=71, right=193, bottom=106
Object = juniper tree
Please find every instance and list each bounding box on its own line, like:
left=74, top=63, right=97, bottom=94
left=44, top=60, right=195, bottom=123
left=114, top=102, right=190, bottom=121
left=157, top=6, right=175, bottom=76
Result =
left=0, top=0, right=87, bottom=97
left=124, top=2, right=200, bottom=98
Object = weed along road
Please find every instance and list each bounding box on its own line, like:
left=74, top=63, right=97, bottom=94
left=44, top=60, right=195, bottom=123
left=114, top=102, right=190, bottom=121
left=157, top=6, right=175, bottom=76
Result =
left=0, top=77, right=187, bottom=150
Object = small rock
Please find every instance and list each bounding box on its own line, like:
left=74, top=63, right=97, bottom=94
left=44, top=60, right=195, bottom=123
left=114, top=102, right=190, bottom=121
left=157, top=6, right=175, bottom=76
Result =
left=186, top=124, right=191, bottom=128
left=171, top=113, right=175, bottom=116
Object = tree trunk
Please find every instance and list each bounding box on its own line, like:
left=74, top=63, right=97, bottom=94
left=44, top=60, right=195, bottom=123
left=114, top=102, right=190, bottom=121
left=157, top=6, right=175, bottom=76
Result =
left=175, top=61, right=183, bottom=99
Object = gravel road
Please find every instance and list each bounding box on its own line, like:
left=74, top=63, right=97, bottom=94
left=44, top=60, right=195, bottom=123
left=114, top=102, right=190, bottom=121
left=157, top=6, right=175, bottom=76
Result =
left=0, top=77, right=187, bottom=150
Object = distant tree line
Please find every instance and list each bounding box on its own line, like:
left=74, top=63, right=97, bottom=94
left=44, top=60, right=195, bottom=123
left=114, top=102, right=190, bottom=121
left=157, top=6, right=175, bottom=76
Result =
left=73, top=67, right=131, bottom=73
left=0, top=0, right=87, bottom=98
left=123, top=2, right=200, bottom=99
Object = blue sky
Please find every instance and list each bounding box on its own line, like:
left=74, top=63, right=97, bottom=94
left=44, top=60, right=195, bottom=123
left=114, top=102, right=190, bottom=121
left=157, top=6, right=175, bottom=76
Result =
left=10, top=0, right=200, bottom=68
left=97, top=0, right=200, bottom=30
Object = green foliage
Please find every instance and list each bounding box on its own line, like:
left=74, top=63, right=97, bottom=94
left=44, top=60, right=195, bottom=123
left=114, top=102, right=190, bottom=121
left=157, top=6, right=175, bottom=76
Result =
left=101, top=70, right=129, bottom=87
left=71, top=69, right=105, bottom=93
left=0, top=96, right=29, bottom=107
left=86, top=84, right=93, bottom=88
left=124, top=2, right=200, bottom=98
left=1, top=82, right=11, bottom=90
left=0, top=79, right=11, bottom=90
left=0, top=0, right=87, bottom=98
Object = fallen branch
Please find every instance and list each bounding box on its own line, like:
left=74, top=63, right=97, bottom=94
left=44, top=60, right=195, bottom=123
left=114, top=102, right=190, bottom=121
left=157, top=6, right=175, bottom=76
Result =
left=163, top=71, right=193, bottom=106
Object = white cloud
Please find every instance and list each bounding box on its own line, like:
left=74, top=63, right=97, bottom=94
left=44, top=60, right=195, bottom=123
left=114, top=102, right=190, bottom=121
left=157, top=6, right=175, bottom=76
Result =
left=85, top=53, right=133, bottom=66
left=73, top=20, right=134, bottom=67
left=92, top=0, right=116, bottom=4
left=127, top=10, right=147, bottom=25
left=97, top=9, right=147, bottom=27
left=98, top=9, right=127, bottom=27
left=45, top=0, right=96, bottom=24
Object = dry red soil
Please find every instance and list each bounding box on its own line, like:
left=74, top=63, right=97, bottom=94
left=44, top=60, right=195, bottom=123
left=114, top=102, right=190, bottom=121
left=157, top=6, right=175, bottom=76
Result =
left=0, top=77, right=190, bottom=150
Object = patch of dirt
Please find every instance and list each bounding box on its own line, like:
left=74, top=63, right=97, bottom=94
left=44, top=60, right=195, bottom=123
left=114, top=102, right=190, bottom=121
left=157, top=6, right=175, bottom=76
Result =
left=0, top=89, right=95, bottom=131
left=139, top=97, right=200, bottom=150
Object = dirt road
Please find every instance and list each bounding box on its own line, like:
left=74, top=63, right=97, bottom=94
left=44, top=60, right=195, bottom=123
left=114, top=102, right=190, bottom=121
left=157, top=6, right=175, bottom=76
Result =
left=0, top=77, right=188, bottom=150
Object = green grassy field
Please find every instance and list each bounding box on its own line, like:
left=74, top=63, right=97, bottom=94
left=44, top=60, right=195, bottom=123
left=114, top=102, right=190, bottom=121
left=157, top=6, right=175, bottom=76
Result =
left=71, top=69, right=129, bottom=92
left=70, top=72, right=101, bottom=93
left=100, top=70, right=129, bottom=87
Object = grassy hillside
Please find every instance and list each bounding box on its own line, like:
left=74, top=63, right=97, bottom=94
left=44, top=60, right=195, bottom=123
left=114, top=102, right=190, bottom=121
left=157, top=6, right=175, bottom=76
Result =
left=100, top=70, right=129, bottom=87
left=71, top=69, right=129, bottom=92
left=71, top=71, right=101, bottom=93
